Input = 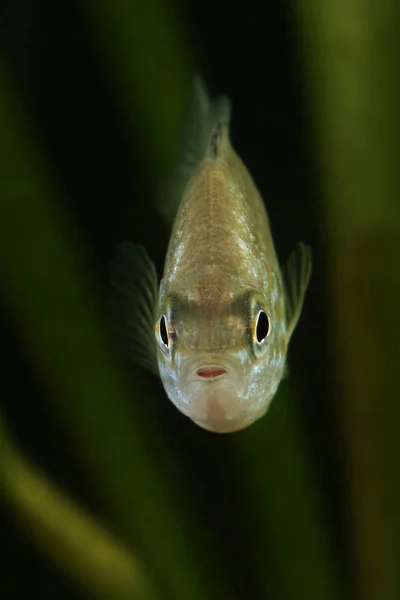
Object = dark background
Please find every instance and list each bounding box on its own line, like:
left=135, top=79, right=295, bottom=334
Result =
left=0, top=1, right=351, bottom=598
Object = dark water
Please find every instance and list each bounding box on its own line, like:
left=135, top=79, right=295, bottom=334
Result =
left=0, top=1, right=353, bottom=598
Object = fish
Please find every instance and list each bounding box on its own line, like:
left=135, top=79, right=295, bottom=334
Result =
left=110, top=78, right=311, bottom=433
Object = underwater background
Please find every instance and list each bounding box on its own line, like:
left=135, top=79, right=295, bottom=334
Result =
left=0, top=1, right=399, bottom=599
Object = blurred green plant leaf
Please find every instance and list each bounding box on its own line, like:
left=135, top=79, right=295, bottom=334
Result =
left=81, top=0, right=194, bottom=177
left=0, top=413, right=157, bottom=600
left=294, top=1, right=400, bottom=599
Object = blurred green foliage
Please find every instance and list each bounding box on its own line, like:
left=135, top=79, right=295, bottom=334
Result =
left=82, top=0, right=193, bottom=176
left=0, top=0, right=399, bottom=599
left=295, top=1, right=400, bottom=599
left=0, top=416, right=157, bottom=600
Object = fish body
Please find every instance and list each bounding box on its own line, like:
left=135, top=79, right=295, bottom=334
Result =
left=111, top=79, right=311, bottom=433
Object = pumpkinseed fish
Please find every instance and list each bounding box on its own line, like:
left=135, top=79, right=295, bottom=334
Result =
left=111, top=78, right=311, bottom=433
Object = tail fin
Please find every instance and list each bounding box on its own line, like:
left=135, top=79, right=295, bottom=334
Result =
left=158, top=76, right=231, bottom=225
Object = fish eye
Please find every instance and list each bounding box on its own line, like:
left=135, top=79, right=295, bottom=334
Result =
left=254, top=310, right=270, bottom=344
left=159, top=315, right=169, bottom=347
left=155, top=314, right=170, bottom=354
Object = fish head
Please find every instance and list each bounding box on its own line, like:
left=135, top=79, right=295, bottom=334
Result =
left=154, top=284, right=287, bottom=433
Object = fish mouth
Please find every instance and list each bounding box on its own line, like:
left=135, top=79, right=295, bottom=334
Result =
left=180, top=357, right=248, bottom=431
left=181, top=357, right=242, bottom=386
left=195, top=366, right=227, bottom=379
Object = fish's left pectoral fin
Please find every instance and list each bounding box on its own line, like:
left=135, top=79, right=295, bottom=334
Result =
left=283, top=241, right=312, bottom=341
left=109, top=242, right=160, bottom=377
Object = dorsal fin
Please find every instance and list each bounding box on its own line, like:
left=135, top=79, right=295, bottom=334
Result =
left=157, top=76, right=231, bottom=225
left=209, top=122, right=222, bottom=159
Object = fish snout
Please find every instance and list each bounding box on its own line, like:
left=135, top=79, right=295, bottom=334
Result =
left=180, top=358, right=249, bottom=432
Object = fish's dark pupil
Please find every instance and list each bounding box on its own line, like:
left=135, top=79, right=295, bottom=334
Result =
left=160, top=316, right=169, bottom=346
left=256, top=311, right=269, bottom=343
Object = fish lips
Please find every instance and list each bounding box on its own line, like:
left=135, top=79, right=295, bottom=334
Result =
left=180, top=358, right=249, bottom=432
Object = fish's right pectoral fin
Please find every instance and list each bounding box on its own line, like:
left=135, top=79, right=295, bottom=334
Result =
left=283, top=241, right=312, bottom=341
left=109, top=242, right=160, bottom=377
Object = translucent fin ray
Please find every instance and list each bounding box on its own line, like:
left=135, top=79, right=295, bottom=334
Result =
left=109, top=242, right=159, bottom=376
left=283, top=242, right=312, bottom=341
